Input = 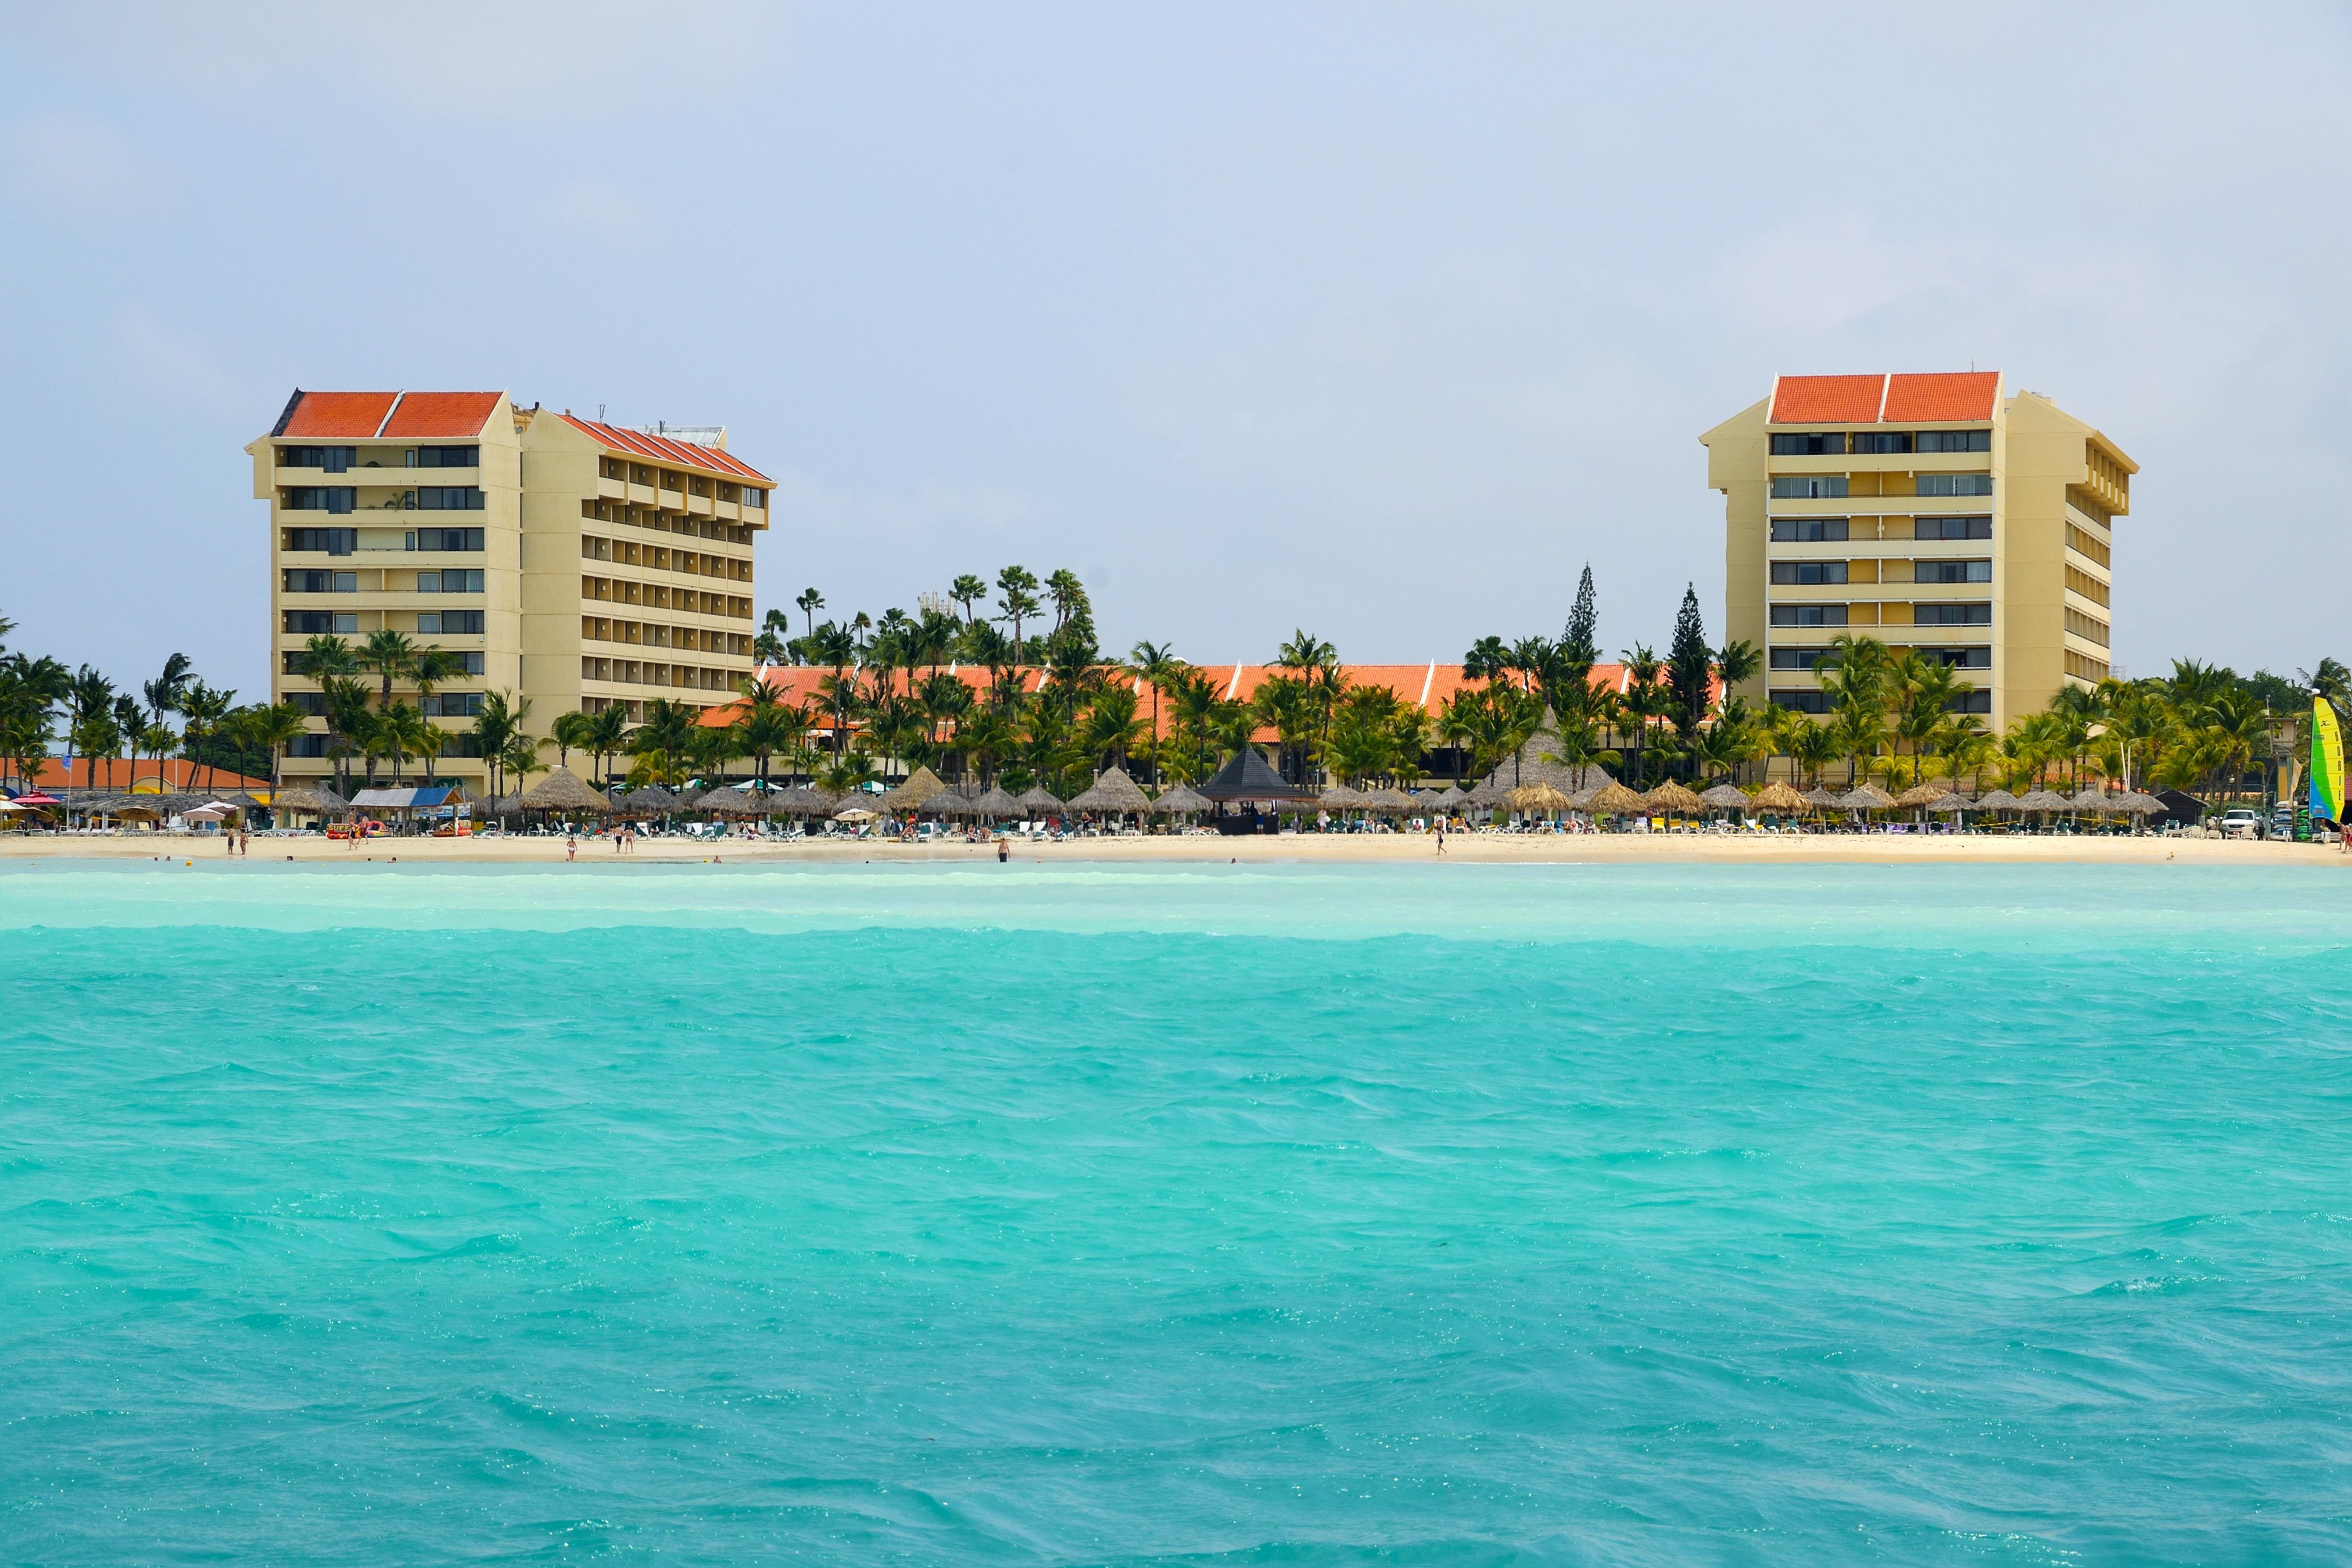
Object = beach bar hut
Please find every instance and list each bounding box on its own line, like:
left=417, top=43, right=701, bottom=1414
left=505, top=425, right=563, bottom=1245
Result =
left=1198, top=746, right=1316, bottom=833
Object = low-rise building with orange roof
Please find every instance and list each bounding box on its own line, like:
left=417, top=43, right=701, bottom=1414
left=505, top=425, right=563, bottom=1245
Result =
left=249, top=392, right=772, bottom=793
left=1702, top=372, right=2133, bottom=731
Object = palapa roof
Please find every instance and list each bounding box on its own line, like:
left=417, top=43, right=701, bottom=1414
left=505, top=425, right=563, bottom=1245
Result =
left=704, top=790, right=771, bottom=816
left=1588, top=781, right=1647, bottom=815
left=1926, top=791, right=1976, bottom=812
left=1068, top=765, right=1154, bottom=814
left=1495, top=719, right=1616, bottom=794
left=1017, top=784, right=1065, bottom=811
left=2112, top=790, right=2167, bottom=814
left=520, top=765, right=610, bottom=811
left=1892, top=782, right=1949, bottom=809
left=1803, top=786, right=1843, bottom=806
left=1751, top=782, right=1811, bottom=813
left=1974, top=789, right=2021, bottom=809
left=769, top=785, right=843, bottom=816
left=1700, top=782, right=1753, bottom=810
left=1150, top=782, right=1212, bottom=815
left=1361, top=786, right=1418, bottom=812
left=1199, top=746, right=1314, bottom=802
left=269, top=786, right=347, bottom=814
left=1644, top=781, right=1706, bottom=813
left=1318, top=784, right=1370, bottom=810
left=2014, top=789, right=2074, bottom=811
left=613, top=783, right=681, bottom=811
left=1509, top=781, right=1572, bottom=812
left=932, top=789, right=989, bottom=817
left=970, top=785, right=1026, bottom=818
left=1838, top=783, right=1897, bottom=810
left=2069, top=788, right=2116, bottom=809
left=878, top=765, right=949, bottom=811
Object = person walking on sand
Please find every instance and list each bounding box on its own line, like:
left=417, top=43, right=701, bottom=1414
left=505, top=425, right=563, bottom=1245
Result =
left=566, top=833, right=577, bottom=862
left=1436, top=819, right=1446, bottom=857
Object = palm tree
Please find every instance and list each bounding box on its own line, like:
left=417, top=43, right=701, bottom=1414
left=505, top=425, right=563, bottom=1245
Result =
left=1619, top=644, right=1664, bottom=784
left=1127, top=641, right=1181, bottom=785
left=585, top=702, right=629, bottom=789
left=357, top=630, right=418, bottom=710
left=795, top=587, right=826, bottom=641
left=471, top=690, right=531, bottom=802
left=550, top=710, right=595, bottom=772
left=995, top=566, right=1040, bottom=659
left=178, top=679, right=235, bottom=792
left=250, top=701, right=309, bottom=792
left=950, top=574, right=989, bottom=627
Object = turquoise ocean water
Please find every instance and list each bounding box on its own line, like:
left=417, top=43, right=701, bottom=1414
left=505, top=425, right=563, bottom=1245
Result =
left=4, top=860, right=2349, bottom=1564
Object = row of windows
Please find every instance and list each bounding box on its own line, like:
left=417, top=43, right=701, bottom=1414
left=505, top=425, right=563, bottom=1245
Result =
left=417, top=570, right=485, bottom=593
left=284, top=650, right=486, bottom=675
left=418, top=610, right=484, bottom=635
left=285, top=610, right=356, bottom=634
left=578, top=533, right=753, bottom=581
left=282, top=527, right=487, bottom=554
left=289, top=732, right=486, bottom=759
left=580, top=657, right=746, bottom=693
left=287, top=486, right=356, bottom=513
left=416, top=486, right=485, bottom=510
left=284, top=486, right=483, bottom=512
left=1769, top=515, right=1994, bottom=542
left=1770, top=474, right=1994, bottom=500
left=1771, top=603, right=1992, bottom=627
left=581, top=617, right=755, bottom=657
left=2065, top=522, right=2111, bottom=568
left=1772, top=646, right=1990, bottom=671
left=581, top=500, right=760, bottom=545
left=411, top=528, right=486, bottom=551
left=286, top=570, right=357, bottom=593
left=1772, top=688, right=1992, bottom=715
left=2065, top=607, right=2110, bottom=647
left=1770, top=560, right=1991, bottom=585
left=277, top=445, right=478, bottom=470
left=598, top=458, right=768, bottom=510
left=2065, top=564, right=2110, bottom=607
left=1769, top=430, right=1993, bottom=456
left=2066, top=651, right=2112, bottom=683
left=581, top=575, right=755, bottom=619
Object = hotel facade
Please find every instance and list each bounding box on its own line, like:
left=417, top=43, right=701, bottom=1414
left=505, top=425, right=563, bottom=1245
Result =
left=1700, top=373, right=2134, bottom=731
left=248, top=390, right=771, bottom=793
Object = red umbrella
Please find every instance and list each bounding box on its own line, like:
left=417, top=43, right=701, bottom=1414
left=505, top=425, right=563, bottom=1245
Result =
left=11, top=792, right=61, bottom=806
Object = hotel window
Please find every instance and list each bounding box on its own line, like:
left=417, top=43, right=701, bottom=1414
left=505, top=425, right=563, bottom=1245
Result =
left=1852, top=431, right=1913, bottom=454
left=286, top=486, right=357, bottom=513
left=1770, top=647, right=1831, bottom=671
left=1917, top=430, right=1992, bottom=453
left=1915, top=559, right=1992, bottom=584
left=743, top=488, right=765, bottom=510
left=457, top=651, right=485, bottom=675
left=283, top=570, right=358, bottom=593
left=408, top=527, right=485, bottom=551
left=1923, top=647, right=1992, bottom=669
left=1945, top=688, right=1993, bottom=714
left=283, top=610, right=358, bottom=634
left=1914, top=603, right=1992, bottom=626
left=1771, top=475, right=1849, bottom=499
left=1770, top=518, right=1848, bottom=543
left=1916, top=515, right=1992, bottom=541
left=280, top=446, right=356, bottom=471
left=417, top=570, right=485, bottom=593
left=287, top=735, right=334, bottom=757
left=1769, top=433, right=1846, bottom=456
left=417, top=610, right=485, bottom=635
left=285, top=691, right=328, bottom=714
left=1771, top=604, right=1848, bottom=627
left=1770, top=690, right=1831, bottom=713
left=2066, top=607, right=2110, bottom=646
left=1770, top=561, right=1848, bottom=585
left=285, top=527, right=357, bottom=555
left=1917, top=473, right=1994, bottom=497
left=416, top=485, right=486, bottom=510
left=419, top=693, right=484, bottom=718
left=411, top=445, right=479, bottom=469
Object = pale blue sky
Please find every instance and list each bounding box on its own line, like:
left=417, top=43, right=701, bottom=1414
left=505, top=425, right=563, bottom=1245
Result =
left=4, top=4, right=2348, bottom=695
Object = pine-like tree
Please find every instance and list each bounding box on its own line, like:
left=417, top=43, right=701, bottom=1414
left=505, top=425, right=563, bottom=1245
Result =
left=1667, top=583, right=1712, bottom=748
left=1563, top=564, right=1598, bottom=670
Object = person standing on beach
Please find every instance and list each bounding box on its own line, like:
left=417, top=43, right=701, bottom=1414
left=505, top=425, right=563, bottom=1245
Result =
left=1436, top=819, right=1446, bottom=857
left=566, top=834, right=577, bottom=862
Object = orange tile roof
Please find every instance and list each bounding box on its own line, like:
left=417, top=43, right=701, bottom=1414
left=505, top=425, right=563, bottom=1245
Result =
left=704, top=660, right=1715, bottom=740
left=280, top=391, right=401, bottom=438
left=1769, top=375, right=1886, bottom=425
left=1881, top=371, right=2000, bottom=423
left=32, top=757, right=271, bottom=792
left=559, top=414, right=772, bottom=484
left=381, top=391, right=502, bottom=438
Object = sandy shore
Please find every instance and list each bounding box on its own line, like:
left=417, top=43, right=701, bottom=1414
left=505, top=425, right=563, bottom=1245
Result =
left=4, top=829, right=2343, bottom=867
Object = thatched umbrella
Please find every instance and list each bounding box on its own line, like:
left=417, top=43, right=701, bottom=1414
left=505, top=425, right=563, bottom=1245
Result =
left=615, top=782, right=681, bottom=813
left=1700, top=782, right=1753, bottom=815
left=1417, top=784, right=1466, bottom=817
left=1751, top=781, right=1810, bottom=815
left=1588, top=781, right=1646, bottom=817
left=1462, top=773, right=1511, bottom=809
left=1927, top=791, right=1975, bottom=814
left=520, top=765, right=610, bottom=814
left=704, top=790, right=771, bottom=818
left=969, top=785, right=1026, bottom=820
left=768, top=785, right=841, bottom=817
left=1317, top=784, right=1368, bottom=816
left=1893, top=781, right=1947, bottom=811
left=1017, top=784, right=1065, bottom=815
left=2069, top=787, right=2116, bottom=812
left=1974, top=788, right=2021, bottom=813
left=1643, top=781, right=1705, bottom=817
left=1150, top=783, right=1212, bottom=818
left=1361, top=786, right=1418, bottom=814
left=1803, top=785, right=1842, bottom=809
left=1839, top=782, right=1896, bottom=812
left=2015, top=788, right=2073, bottom=815
left=1068, top=765, right=1154, bottom=815
left=2112, top=790, right=2166, bottom=816
left=270, top=786, right=346, bottom=818
left=878, top=765, right=949, bottom=813
left=1508, top=781, right=1571, bottom=814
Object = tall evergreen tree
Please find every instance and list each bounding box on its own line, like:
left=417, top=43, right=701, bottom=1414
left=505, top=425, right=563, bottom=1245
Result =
left=1563, top=564, right=1598, bottom=669
left=1667, top=583, right=1713, bottom=748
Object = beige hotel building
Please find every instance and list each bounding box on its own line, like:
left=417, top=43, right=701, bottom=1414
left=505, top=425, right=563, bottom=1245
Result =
left=248, top=390, right=771, bottom=793
left=1701, top=372, right=2134, bottom=730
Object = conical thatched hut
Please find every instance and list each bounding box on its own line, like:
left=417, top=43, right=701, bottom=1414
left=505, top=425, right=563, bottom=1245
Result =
left=1017, top=784, right=1065, bottom=814
left=1974, top=789, right=2021, bottom=813
left=1150, top=783, right=1212, bottom=817
left=770, top=785, right=843, bottom=817
left=1361, top=786, right=1417, bottom=813
left=1588, top=781, right=1646, bottom=816
left=1643, top=781, right=1705, bottom=815
left=1508, top=781, right=1571, bottom=813
left=970, top=785, right=1025, bottom=819
left=1068, top=765, right=1154, bottom=815
left=1700, top=782, right=1752, bottom=814
left=1839, top=783, right=1896, bottom=811
left=520, top=765, right=609, bottom=814
left=1751, top=782, right=1810, bottom=814
left=879, top=765, right=949, bottom=813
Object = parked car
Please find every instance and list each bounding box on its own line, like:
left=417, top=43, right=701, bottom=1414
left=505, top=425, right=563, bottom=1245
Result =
left=2217, top=807, right=2264, bottom=839
left=2272, top=803, right=2299, bottom=840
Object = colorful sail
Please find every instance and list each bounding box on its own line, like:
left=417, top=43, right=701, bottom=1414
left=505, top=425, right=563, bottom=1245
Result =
left=2312, top=698, right=2343, bottom=824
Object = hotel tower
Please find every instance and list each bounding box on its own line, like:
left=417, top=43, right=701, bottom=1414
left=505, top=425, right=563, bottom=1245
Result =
left=1701, top=372, right=2134, bottom=731
left=248, top=391, right=772, bottom=793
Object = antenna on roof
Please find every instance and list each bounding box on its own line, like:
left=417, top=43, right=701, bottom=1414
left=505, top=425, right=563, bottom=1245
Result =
left=599, top=404, right=606, bottom=421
